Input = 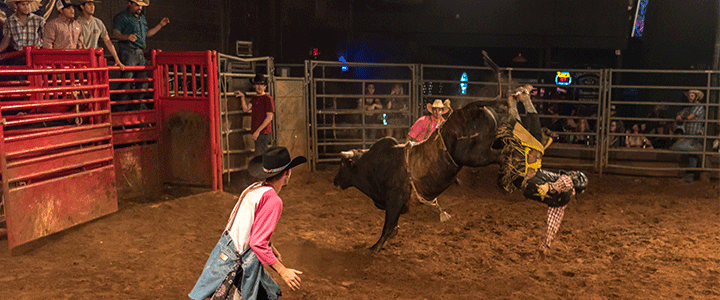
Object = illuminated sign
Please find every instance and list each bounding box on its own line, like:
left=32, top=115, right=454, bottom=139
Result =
left=555, top=72, right=572, bottom=86
left=338, top=55, right=348, bottom=72
left=460, top=72, right=468, bottom=95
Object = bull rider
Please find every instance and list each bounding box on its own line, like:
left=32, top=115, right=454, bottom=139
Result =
left=497, top=85, right=589, bottom=258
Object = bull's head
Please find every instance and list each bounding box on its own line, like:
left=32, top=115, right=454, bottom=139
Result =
left=333, top=149, right=366, bottom=189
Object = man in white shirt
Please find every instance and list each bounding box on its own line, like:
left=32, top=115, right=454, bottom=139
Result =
left=76, top=0, right=124, bottom=70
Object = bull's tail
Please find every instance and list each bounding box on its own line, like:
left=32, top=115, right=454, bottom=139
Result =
left=482, top=50, right=503, bottom=97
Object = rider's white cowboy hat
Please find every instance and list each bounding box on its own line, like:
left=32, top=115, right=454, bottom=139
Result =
left=426, top=99, right=451, bottom=115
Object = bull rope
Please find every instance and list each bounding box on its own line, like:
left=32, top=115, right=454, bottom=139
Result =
left=404, top=125, right=456, bottom=223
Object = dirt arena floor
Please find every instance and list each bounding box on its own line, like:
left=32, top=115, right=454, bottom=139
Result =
left=0, top=165, right=719, bottom=300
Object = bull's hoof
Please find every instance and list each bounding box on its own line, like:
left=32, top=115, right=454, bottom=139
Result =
left=366, top=245, right=382, bottom=253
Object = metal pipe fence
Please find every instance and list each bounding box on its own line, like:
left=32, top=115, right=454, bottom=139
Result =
left=217, top=54, right=274, bottom=181
left=306, top=60, right=720, bottom=178
left=306, top=61, right=417, bottom=170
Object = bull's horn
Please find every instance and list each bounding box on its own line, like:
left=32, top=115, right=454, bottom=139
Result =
left=340, top=151, right=354, bottom=158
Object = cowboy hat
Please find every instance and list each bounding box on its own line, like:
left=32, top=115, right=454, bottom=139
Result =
left=5, top=0, right=41, bottom=13
left=129, top=0, right=148, bottom=6
left=685, top=90, right=704, bottom=101
left=426, top=99, right=451, bottom=115
left=248, top=147, right=307, bottom=179
left=250, top=73, right=267, bottom=85
left=56, top=0, right=74, bottom=10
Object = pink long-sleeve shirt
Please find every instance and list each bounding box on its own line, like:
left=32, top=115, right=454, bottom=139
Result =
left=408, top=115, right=444, bottom=142
left=227, top=183, right=283, bottom=266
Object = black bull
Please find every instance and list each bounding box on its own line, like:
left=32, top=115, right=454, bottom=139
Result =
left=334, top=100, right=510, bottom=252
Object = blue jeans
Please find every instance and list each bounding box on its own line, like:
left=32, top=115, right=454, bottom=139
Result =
left=189, top=233, right=281, bottom=300
left=255, top=133, right=273, bottom=157
left=115, top=46, right=148, bottom=112
left=670, top=137, right=702, bottom=181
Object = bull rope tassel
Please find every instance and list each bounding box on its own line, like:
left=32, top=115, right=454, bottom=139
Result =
left=405, top=143, right=452, bottom=222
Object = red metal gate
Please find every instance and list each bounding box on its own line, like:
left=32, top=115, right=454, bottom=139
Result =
left=155, top=51, right=221, bottom=190
left=0, top=48, right=116, bottom=249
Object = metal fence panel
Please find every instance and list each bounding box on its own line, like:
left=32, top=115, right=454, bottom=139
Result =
left=0, top=49, right=116, bottom=249
left=156, top=51, right=221, bottom=190
left=603, top=69, right=720, bottom=176
left=306, top=61, right=417, bottom=170
left=217, top=54, right=274, bottom=182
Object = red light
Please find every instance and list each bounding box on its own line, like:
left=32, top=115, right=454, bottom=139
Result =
left=312, top=48, right=319, bottom=56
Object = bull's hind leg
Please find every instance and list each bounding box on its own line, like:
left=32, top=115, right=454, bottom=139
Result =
left=368, top=200, right=404, bottom=253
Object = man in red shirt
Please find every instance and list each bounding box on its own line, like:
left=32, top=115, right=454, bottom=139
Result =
left=408, top=99, right=451, bottom=142
left=236, top=74, right=275, bottom=156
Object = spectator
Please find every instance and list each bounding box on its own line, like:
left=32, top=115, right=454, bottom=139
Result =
left=625, top=123, right=653, bottom=149
left=76, top=0, right=124, bottom=70
left=0, top=0, right=44, bottom=63
left=570, top=117, right=593, bottom=145
left=669, top=89, right=705, bottom=182
left=608, top=120, right=625, bottom=147
left=358, top=83, right=382, bottom=141
left=408, top=99, right=450, bottom=142
left=235, top=73, right=274, bottom=157
left=112, top=0, right=169, bottom=111
left=42, top=0, right=82, bottom=49
left=385, top=83, right=407, bottom=140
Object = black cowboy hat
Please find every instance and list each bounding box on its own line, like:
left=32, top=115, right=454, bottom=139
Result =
left=250, top=73, right=267, bottom=85
left=248, top=147, right=307, bottom=179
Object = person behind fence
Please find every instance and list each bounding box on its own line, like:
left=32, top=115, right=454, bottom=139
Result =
left=358, top=83, right=382, bottom=141
left=42, top=0, right=83, bottom=49
left=625, top=123, right=653, bottom=149
left=111, top=0, right=169, bottom=111
left=0, top=0, right=44, bottom=64
left=385, top=83, right=407, bottom=140
left=670, top=89, right=705, bottom=182
left=235, top=74, right=274, bottom=157
left=608, top=120, right=625, bottom=147
left=408, top=99, right=451, bottom=143
left=498, top=85, right=588, bottom=258
left=189, top=147, right=306, bottom=300
left=76, top=0, right=125, bottom=70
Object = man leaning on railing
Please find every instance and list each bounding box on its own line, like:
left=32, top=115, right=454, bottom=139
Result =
left=669, top=90, right=705, bottom=182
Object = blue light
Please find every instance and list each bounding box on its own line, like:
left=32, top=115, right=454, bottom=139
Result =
left=339, top=55, right=348, bottom=72
left=632, top=0, right=648, bottom=37
left=460, top=72, right=468, bottom=95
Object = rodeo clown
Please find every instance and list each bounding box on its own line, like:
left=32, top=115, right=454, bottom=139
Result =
left=497, top=84, right=588, bottom=258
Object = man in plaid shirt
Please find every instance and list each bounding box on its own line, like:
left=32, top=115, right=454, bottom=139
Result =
left=0, top=0, right=44, bottom=62
left=499, top=85, right=588, bottom=258
left=670, top=90, right=705, bottom=182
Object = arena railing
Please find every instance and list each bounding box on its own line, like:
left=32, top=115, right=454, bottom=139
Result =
left=0, top=59, right=117, bottom=250
left=217, top=53, right=274, bottom=182
left=107, top=51, right=158, bottom=145
left=306, top=60, right=417, bottom=170
left=602, top=69, right=720, bottom=177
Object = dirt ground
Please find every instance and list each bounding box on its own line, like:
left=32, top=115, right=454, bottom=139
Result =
left=0, top=165, right=719, bottom=300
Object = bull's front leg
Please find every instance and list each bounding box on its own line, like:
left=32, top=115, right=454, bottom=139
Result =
left=368, top=198, right=404, bottom=253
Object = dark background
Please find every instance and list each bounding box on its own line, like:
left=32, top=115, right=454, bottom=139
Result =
left=68, top=0, right=719, bottom=70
